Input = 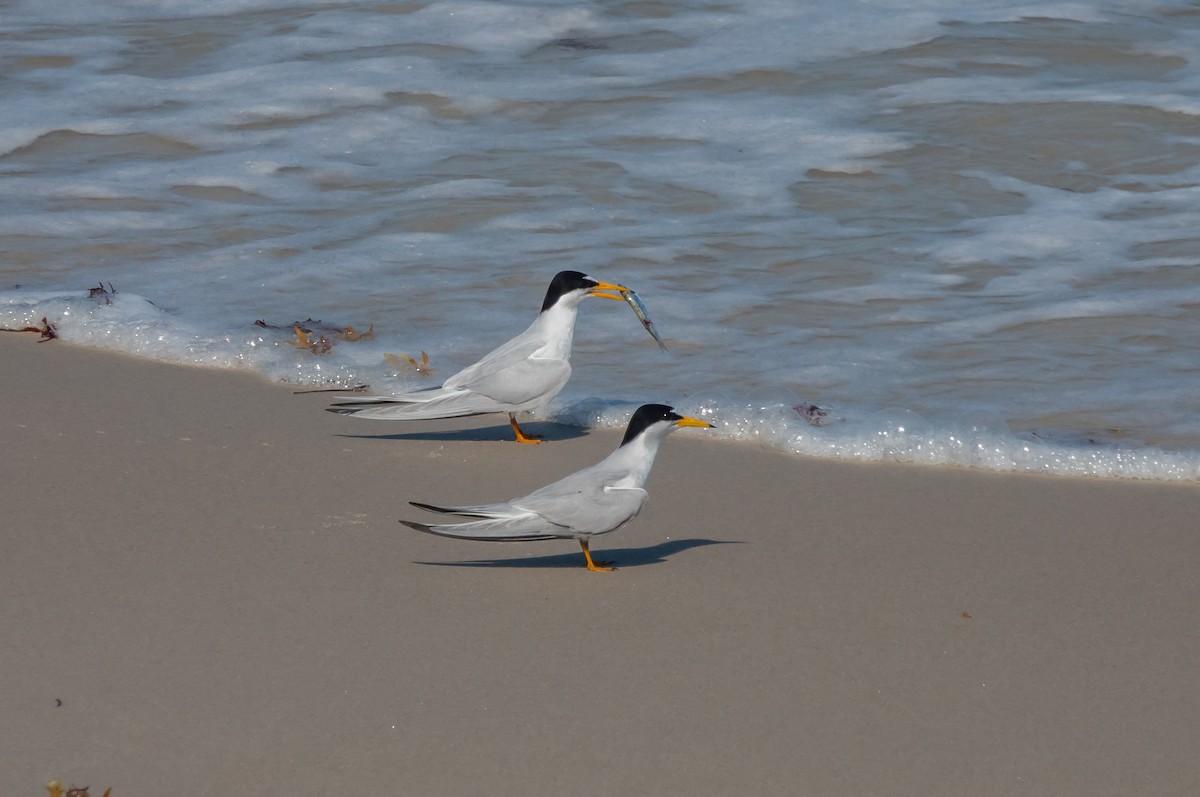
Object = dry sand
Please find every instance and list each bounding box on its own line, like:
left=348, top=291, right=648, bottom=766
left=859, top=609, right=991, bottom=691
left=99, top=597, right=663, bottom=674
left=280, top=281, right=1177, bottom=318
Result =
left=3, top=333, right=1199, bottom=796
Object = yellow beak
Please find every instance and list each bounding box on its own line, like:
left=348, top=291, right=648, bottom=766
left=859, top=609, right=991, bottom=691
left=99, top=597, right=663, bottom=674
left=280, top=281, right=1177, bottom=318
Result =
left=588, top=279, right=630, bottom=301
left=675, top=416, right=715, bottom=429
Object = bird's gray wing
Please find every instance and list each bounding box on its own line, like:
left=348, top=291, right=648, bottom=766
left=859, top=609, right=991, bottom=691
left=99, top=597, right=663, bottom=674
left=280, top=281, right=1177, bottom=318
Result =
left=441, top=338, right=570, bottom=406
left=513, top=465, right=649, bottom=536
left=441, top=334, right=539, bottom=388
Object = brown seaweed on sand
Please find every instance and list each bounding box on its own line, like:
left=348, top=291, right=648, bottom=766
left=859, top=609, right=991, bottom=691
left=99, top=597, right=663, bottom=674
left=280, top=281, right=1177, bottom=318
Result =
left=338, top=324, right=374, bottom=341
left=1, top=316, right=59, bottom=340
left=46, top=782, right=112, bottom=797
left=385, top=350, right=433, bottom=376
left=254, top=318, right=375, bottom=355
left=290, top=324, right=334, bottom=354
left=87, top=282, right=117, bottom=305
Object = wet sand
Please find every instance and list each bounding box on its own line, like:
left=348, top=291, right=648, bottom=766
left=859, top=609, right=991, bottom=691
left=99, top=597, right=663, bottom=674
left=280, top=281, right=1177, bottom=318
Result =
left=3, top=333, right=1198, bottom=796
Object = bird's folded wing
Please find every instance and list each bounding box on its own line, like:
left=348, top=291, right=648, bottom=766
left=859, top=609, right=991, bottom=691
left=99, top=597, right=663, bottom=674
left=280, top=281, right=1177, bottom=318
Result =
left=514, top=484, right=649, bottom=534
left=468, top=358, right=570, bottom=404
left=444, top=337, right=540, bottom=386
left=443, top=341, right=569, bottom=404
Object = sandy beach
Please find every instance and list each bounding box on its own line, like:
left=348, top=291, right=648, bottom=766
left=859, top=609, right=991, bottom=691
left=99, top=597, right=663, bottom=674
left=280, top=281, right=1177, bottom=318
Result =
left=3, top=333, right=1198, bottom=796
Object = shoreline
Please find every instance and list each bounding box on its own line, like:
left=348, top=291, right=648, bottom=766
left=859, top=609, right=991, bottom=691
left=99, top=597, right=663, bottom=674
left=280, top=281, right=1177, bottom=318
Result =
left=4, top=334, right=1199, bottom=795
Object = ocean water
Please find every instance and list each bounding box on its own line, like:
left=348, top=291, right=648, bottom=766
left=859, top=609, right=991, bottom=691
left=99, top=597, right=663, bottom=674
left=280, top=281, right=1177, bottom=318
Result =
left=3, top=0, right=1200, bottom=481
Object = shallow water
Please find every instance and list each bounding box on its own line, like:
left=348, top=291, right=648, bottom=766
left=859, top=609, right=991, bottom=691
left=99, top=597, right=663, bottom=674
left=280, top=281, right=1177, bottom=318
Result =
left=3, top=1, right=1200, bottom=480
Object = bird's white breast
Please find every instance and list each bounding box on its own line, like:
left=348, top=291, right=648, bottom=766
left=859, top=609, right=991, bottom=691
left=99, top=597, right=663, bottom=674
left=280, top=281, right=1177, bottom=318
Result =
left=529, top=303, right=579, bottom=360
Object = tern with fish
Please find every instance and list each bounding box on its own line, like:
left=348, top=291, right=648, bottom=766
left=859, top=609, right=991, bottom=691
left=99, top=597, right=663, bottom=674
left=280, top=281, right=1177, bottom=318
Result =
left=328, top=271, right=661, bottom=443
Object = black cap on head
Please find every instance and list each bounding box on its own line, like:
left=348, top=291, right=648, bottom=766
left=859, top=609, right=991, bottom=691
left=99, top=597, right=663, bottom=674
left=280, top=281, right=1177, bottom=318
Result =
left=620, top=403, right=683, bottom=446
left=542, top=270, right=599, bottom=313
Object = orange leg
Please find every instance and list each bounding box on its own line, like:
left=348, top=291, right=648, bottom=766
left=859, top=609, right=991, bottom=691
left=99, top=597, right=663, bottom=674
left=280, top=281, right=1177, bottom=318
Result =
left=509, top=414, right=543, bottom=444
left=579, top=539, right=614, bottom=572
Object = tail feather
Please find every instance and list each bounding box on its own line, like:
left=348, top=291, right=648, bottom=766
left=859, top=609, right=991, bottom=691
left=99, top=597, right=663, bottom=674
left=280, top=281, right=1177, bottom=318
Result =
left=327, top=386, right=442, bottom=405
left=327, top=389, right=501, bottom=420
left=409, top=500, right=500, bottom=519
left=400, top=513, right=569, bottom=541
left=327, top=405, right=386, bottom=416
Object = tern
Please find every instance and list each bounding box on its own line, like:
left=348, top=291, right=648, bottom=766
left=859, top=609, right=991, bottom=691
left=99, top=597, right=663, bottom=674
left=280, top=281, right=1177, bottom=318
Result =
left=328, top=271, right=631, bottom=443
left=401, top=404, right=714, bottom=571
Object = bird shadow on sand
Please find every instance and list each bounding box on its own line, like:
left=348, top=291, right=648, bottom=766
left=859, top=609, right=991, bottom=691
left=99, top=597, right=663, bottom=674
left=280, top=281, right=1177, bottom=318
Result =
left=413, top=538, right=740, bottom=570
left=333, top=421, right=590, bottom=444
